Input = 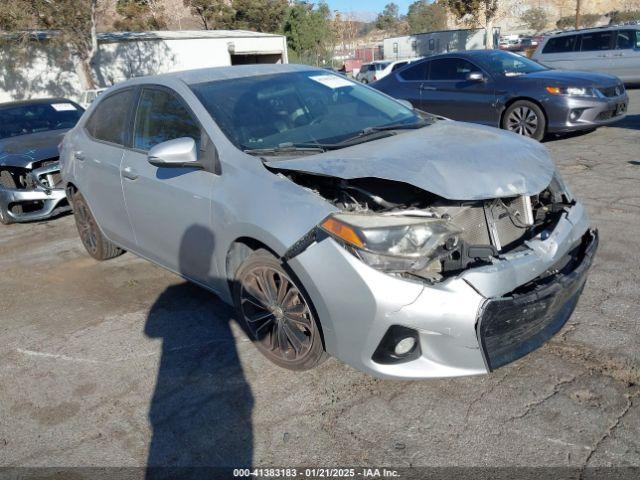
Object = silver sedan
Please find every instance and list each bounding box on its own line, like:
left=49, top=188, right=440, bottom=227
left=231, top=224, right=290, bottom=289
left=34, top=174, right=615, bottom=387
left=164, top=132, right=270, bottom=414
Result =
left=60, top=64, right=597, bottom=379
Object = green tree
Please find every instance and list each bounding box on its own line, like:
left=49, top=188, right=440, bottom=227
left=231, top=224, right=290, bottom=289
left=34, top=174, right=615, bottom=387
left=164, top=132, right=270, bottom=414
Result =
left=445, top=0, right=498, bottom=48
left=233, top=0, right=289, bottom=33
left=376, top=3, right=400, bottom=30
left=520, top=7, right=547, bottom=32
left=406, top=0, right=447, bottom=34
left=283, top=1, right=334, bottom=66
left=183, top=0, right=235, bottom=30
left=114, top=0, right=167, bottom=31
left=0, top=0, right=101, bottom=89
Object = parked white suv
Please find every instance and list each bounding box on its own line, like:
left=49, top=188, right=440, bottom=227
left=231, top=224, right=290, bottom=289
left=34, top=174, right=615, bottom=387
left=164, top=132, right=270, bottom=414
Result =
left=532, top=26, right=640, bottom=83
left=357, top=59, right=420, bottom=84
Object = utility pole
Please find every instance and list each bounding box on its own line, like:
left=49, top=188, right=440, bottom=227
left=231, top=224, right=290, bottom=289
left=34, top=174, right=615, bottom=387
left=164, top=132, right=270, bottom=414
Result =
left=575, top=0, right=581, bottom=30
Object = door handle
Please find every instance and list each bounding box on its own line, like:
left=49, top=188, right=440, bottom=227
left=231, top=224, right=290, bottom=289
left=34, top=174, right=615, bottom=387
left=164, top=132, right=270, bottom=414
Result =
left=420, top=85, right=436, bottom=91
left=74, top=151, right=85, bottom=161
left=122, top=167, right=139, bottom=181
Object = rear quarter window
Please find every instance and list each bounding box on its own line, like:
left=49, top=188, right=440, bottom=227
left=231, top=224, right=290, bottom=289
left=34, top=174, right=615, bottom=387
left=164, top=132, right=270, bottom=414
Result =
left=542, top=35, right=577, bottom=54
left=85, top=89, right=134, bottom=145
left=399, top=61, right=428, bottom=81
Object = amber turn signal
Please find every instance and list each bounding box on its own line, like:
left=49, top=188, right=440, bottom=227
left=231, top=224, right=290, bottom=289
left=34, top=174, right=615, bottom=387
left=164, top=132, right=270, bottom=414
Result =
left=545, top=86, right=561, bottom=95
left=320, top=217, right=365, bottom=249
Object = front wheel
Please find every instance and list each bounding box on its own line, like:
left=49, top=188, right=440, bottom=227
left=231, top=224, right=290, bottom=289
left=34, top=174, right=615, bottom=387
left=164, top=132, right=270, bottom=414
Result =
left=71, top=190, right=124, bottom=261
left=233, top=249, right=327, bottom=371
left=502, top=100, right=546, bottom=141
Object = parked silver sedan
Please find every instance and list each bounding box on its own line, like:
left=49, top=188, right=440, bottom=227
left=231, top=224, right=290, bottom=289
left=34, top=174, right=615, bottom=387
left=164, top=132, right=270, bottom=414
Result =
left=60, top=64, right=598, bottom=379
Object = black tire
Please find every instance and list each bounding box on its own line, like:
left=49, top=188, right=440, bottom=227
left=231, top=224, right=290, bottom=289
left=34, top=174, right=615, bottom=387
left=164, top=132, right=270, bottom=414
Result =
left=501, top=100, right=546, bottom=141
left=71, top=190, right=124, bottom=261
left=0, top=170, right=20, bottom=225
left=233, top=249, right=327, bottom=371
left=361, top=78, right=369, bottom=84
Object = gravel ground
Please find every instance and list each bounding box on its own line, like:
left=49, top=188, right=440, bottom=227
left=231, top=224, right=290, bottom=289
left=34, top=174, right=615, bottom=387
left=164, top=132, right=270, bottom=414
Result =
left=0, top=91, right=638, bottom=476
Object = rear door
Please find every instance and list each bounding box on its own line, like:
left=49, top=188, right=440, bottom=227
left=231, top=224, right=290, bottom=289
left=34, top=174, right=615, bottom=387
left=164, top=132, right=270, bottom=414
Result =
left=76, top=89, right=136, bottom=247
left=120, top=86, right=216, bottom=280
left=419, top=57, right=497, bottom=125
left=611, top=29, right=640, bottom=82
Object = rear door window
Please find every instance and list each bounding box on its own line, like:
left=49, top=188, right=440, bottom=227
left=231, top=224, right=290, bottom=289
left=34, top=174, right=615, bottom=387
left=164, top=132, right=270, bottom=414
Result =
left=579, top=31, right=614, bottom=51
left=542, top=35, right=577, bottom=53
left=428, top=58, right=477, bottom=81
left=133, top=89, right=201, bottom=151
left=85, top=89, right=134, bottom=145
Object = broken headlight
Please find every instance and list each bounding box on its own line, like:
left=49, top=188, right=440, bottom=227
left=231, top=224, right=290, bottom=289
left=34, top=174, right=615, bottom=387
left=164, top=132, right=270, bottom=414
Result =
left=320, top=213, right=461, bottom=272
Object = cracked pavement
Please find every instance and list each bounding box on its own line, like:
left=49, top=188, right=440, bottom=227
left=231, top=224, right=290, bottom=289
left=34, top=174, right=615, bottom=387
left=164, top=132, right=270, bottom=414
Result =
left=0, top=90, right=638, bottom=473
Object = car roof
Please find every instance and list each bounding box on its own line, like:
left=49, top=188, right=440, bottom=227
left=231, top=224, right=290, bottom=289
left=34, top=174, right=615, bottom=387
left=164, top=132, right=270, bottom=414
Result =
left=547, top=24, right=640, bottom=38
left=115, top=63, right=323, bottom=88
left=0, top=97, right=78, bottom=109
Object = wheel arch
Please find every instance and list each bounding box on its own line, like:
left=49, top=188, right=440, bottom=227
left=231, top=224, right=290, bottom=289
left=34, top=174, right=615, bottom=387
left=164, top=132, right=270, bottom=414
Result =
left=225, top=235, right=328, bottom=352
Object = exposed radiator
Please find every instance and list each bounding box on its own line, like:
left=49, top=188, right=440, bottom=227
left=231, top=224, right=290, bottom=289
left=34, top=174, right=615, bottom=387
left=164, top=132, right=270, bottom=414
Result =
left=435, top=196, right=533, bottom=251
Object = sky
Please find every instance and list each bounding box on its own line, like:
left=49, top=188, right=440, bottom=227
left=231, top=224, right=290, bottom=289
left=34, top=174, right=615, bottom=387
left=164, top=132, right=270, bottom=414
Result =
left=325, top=0, right=415, bottom=18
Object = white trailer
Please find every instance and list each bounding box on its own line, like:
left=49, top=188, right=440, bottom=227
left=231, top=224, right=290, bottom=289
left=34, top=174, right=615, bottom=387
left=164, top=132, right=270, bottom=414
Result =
left=383, top=28, right=498, bottom=60
left=0, top=30, right=289, bottom=103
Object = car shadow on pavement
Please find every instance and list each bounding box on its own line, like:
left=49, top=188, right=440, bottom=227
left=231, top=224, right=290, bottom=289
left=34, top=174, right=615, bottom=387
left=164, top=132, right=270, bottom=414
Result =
left=145, top=225, right=254, bottom=479
left=610, top=114, right=640, bottom=131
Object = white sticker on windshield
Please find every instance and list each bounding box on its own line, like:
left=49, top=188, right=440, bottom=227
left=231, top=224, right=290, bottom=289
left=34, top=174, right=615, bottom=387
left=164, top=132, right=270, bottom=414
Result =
left=309, top=75, right=355, bottom=89
left=51, top=103, right=77, bottom=111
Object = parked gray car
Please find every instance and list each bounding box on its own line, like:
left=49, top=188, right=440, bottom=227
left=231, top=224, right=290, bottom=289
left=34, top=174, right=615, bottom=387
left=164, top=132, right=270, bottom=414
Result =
left=60, top=65, right=598, bottom=379
left=0, top=98, right=83, bottom=224
left=532, top=26, right=640, bottom=84
left=372, top=50, right=628, bottom=140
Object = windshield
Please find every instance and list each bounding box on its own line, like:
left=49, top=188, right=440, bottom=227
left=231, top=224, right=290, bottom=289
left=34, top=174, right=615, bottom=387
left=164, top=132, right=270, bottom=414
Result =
left=190, top=71, right=423, bottom=151
left=0, top=101, right=83, bottom=140
left=478, top=51, right=548, bottom=76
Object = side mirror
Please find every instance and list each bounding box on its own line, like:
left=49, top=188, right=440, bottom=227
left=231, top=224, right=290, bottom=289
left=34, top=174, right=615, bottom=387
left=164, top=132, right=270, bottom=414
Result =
left=396, top=99, right=414, bottom=110
left=466, top=72, right=485, bottom=82
left=147, top=137, right=202, bottom=169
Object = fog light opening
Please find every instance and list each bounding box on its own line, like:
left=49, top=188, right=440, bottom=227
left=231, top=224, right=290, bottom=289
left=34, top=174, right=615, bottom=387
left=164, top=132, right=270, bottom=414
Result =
left=394, top=337, right=417, bottom=356
left=569, top=109, right=584, bottom=122
left=372, top=325, right=421, bottom=365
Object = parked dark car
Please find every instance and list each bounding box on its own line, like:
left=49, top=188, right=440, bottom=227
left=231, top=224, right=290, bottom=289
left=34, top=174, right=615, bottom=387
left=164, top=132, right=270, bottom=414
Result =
left=0, top=98, right=83, bottom=224
left=372, top=50, right=628, bottom=140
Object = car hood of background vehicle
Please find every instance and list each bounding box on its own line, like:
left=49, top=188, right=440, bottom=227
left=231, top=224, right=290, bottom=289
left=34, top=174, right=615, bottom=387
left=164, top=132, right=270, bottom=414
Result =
left=0, top=129, right=68, bottom=169
left=522, top=69, right=620, bottom=88
left=266, top=121, right=556, bottom=201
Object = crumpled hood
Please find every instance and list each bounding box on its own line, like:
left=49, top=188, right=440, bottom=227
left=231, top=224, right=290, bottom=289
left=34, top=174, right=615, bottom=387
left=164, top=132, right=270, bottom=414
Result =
left=266, top=121, right=556, bottom=200
left=0, top=129, right=68, bottom=169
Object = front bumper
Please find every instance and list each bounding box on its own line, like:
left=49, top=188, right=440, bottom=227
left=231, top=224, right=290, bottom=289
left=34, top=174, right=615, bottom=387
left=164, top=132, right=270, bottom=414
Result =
left=0, top=163, right=70, bottom=223
left=545, top=92, right=629, bottom=133
left=288, top=202, right=594, bottom=379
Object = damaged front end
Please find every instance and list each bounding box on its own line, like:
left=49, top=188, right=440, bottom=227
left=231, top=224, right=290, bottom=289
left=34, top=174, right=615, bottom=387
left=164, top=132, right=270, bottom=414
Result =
left=280, top=171, right=574, bottom=284
left=0, top=160, right=70, bottom=224
left=277, top=169, right=596, bottom=379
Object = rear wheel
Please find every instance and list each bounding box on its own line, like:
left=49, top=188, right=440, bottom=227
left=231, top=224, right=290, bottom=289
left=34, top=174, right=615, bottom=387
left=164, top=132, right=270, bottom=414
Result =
left=502, top=100, right=546, bottom=141
left=233, top=249, right=327, bottom=371
left=71, top=190, right=124, bottom=260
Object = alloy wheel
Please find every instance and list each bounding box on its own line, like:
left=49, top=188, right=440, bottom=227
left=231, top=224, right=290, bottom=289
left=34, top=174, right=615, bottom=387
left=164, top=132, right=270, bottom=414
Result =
left=507, top=106, right=539, bottom=137
left=239, top=266, right=315, bottom=363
